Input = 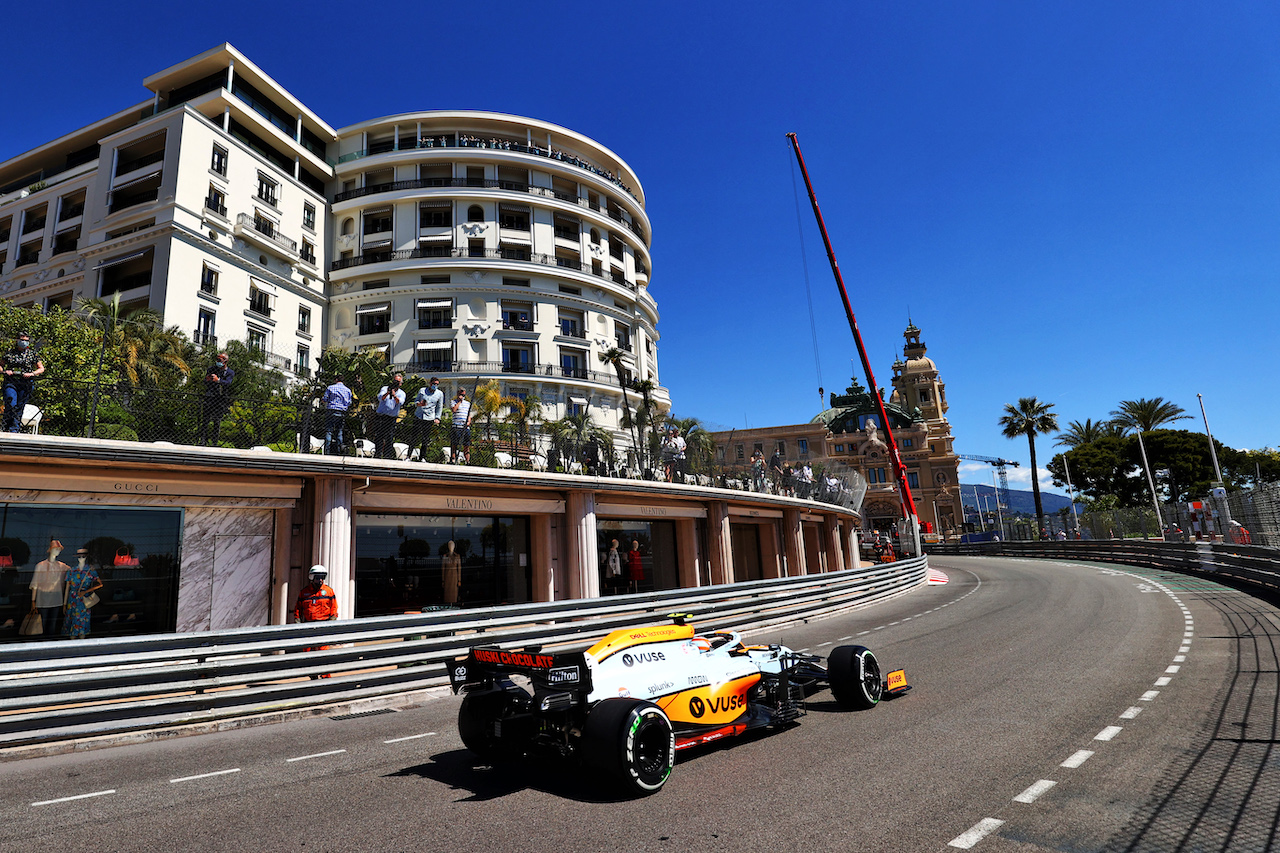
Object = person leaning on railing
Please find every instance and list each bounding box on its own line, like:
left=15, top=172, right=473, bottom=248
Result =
left=321, top=376, right=354, bottom=455
left=2, top=331, right=44, bottom=434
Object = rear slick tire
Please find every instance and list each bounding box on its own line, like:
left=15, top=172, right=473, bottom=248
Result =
left=828, top=645, right=883, bottom=710
left=458, top=689, right=515, bottom=761
left=583, top=698, right=675, bottom=796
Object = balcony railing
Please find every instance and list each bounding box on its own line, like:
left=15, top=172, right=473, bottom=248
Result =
left=114, top=149, right=164, bottom=177
left=16, top=251, right=39, bottom=267
left=418, top=318, right=452, bottom=330
left=330, top=246, right=635, bottom=290
left=501, top=318, right=534, bottom=332
left=333, top=136, right=641, bottom=205
left=59, top=203, right=84, bottom=221
left=204, top=197, right=227, bottom=217
left=558, top=323, right=586, bottom=339
left=388, top=360, right=621, bottom=385
left=553, top=225, right=579, bottom=241
left=193, top=331, right=217, bottom=346
left=331, top=176, right=647, bottom=245
left=236, top=212, right=297, bottom=254
left=614, top=339, right=633, bottom=353
left=22, top=217, right=46, bottom=235
left=300, top=247, right=316, bottom=265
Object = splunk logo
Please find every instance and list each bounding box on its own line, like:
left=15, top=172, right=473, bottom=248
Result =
left=689, top=693, right=745, bottom=718
left=621, top=651, right=665, bottom=667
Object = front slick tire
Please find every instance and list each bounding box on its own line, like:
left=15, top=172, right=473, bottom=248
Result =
left=583, top=698, right=675, bottom=796
left=828, top=645, right=883, bottom=710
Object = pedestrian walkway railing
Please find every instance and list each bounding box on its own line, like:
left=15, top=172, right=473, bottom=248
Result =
left=926, top=540, right=1279, bottom=597
left=0, top=557, right=927, bottom=750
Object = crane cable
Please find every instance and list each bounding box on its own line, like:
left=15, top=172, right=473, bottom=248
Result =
left=789, top=147, right=825, bottom=406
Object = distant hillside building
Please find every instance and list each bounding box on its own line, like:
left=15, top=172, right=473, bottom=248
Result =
left=711, top=322, right=962, bottom=536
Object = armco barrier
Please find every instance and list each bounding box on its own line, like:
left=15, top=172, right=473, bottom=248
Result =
left=926, top=540, right=1280, bottom=597
left=0, top=556, right=927, bottom=750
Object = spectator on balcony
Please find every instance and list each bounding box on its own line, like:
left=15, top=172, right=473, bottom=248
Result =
left=413, top=377, right=445, bottom=462
left=198, top=352, right=234, bottom=446
left=769, top=450, right=784, bottom=491
left=2, top=331, right=44, bottom=433
left=373, top=373, right=405, bottom=459
left=450, top=387, right=472, bottom=464
left=322, top=377, right=354, bottom=455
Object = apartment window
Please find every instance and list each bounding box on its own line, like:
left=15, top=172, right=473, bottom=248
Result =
left=501, top=303, right=533, bottom=331
left=553, top=216, right=580, bottom=241
left=248, top=285, right=272, bottom=318
left=501, top=344, right=533, bottom=374
left=300, top=239, right=316, bottom=265
left=614, top=322, right=631, bottom=352
left=296, top=345, right=311, bottom=378
left=502, top=277, right=530, bottom=289
left=363, top=207, right=392, bottom=234
left=499, top=244, right=530, bottom=261
left=420, top=162, right=452, bottom=186
left=499, top=205, right=530, bottom=231
left=247, top=326, right=268, bottom=353
left=467, top=205, right=484, bottom=223
left=0, top=217, right=11, bottom=245
left=775, top=440, right=786, bottom=455
left=559, top=348, right=586, bottom=379
left=357, top=302, right=391, bottom=335
left=735, top=444, right=745, bottom=461
left=256, top=174, right=278, bottom=207
left=363, top=278, right=389, bottom=290
left=467, top=238, right=484, bottom=258
left=211, top=145, right=228, bottom=176
left=415, top=341, right=453, bottom=372
left=196, top=309, right=216, bottom=346
left=567, top=399, right=585, bottom=417
left=16, top=241, right=40, bottom=268
left=205, top=185, right=227, bottom=217
left=834, top=444, right=845, bottom=453
left=298, top=305, right=311, bottom=333
left=52, top=227, right=80, bottom=255
left=115, top=132, right=166, bottom=176
left=302, top=202, right=316, bottom=230
left=558, top=285, right=581, bottom=295
left=609, top=232, right=624, bottom=259
left=919, top=390, right=931, bottom=403
left=797, top=438, right=809, bottom=455
left=903, top=438, right=913, bottom=448
left=419, top=203, right=451, bottom=229
left=907, top=472, right=920, bottom=489
left=59, top=193, right=85, bottom=222
left=421, top=274, right=449, bottom=285
left=417, top=298, right=451, bottom=329
left=558, top=311, right=585, bottom=339
left=589, top=228, right=600, bottom=245
left=99, top=247, right=153, bottom=296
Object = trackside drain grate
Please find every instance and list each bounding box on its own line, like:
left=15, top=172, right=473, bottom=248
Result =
left=330, top=708, right=398, bottom=721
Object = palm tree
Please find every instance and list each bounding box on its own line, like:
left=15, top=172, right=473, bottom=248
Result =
left=471, top=378, right=505, bottom=441
left=545, top=411, right=611, bottom=471
left=598, top=346, right=641, bottom=470
left=1109, top=397, right=1191, bottom=434
left=999, top=397, right=1059, bottom=531
left=1055, top=418, right=1124, bottom=449
left=501, top=392, right=543, bottom=447
left=667, top=415, right=714, bottom=475
left=77, top=295, right=190, bottom=386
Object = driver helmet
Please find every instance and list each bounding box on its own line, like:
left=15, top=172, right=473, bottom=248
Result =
left=308, top=564, right=328, bottom=582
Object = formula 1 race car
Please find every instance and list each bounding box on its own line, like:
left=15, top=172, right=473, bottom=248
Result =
left=448, top=617, right=904, bottom=795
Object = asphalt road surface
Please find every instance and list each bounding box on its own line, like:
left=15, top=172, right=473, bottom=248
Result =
left=1, top=555, right=1275, bottom=853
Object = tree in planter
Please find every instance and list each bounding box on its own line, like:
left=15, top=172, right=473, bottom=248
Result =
left=0, top=301, right=101, bottom=437
left=546, top=411, right=611, bottom=472
left=598, top=346, right=641, bottom=471
left=501, top=392, right=543, bottom=453
left=999, top=396, right=1059, bottom=533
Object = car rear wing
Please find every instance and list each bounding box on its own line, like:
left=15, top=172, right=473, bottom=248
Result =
left=449, top=645, right=593, bottom=695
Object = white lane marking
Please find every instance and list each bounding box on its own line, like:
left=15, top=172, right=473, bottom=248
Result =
left=286, top=749, right=347, bottom=763
left=383, top=732, right=437, bottom=744
left=873, top=626, right=885, bottom=630
left=1174, top=655, right=1186, bottom=662
left=817, top=642, right=832, bottom=647
left=1120, top=707, right=1143, bottom=720
left=949, top=818, right=1005, bottom=848
left=1095, top=726, right=1123, bottom=741
left=798, top=648, right=810, bottom=653
left=837, top=636, right=853, bottom=642
left=1179, top=645, right=1190, bottom=652
left=1014, top=780, right=1057, bottom=803
left=1155, top=677, right=1172, bottom=686
left=889, top=621, right=901, bottom=626
left=1140, top=690, right=1160, bottom=701
left=857, top=631, right=870, bottom=636
left=170, top=769, right=241, bottom=783
left=32, top=790, right=116, bottom=807
left=1061, top=749, right=1094, bottom=768
left=1166, top=665, right=1181, bottom=674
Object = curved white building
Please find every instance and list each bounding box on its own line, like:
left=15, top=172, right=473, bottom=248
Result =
left=327, top=113, right=668, bottom=450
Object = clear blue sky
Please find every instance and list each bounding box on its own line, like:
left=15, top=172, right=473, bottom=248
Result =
left=5, top=1, right=1279, bottom=495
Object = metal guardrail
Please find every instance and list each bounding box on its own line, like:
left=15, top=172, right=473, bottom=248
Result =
left=0, top=557, right=926, bottom=749
left=926, top=540, right=1280, bottom=596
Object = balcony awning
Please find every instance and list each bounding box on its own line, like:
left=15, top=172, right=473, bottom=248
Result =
left=499, top=203, right=531, bottom=212
left=419, top=199, right=451, bottom=208
left=416, top=340, right=452, bottom=351
left=111, top=169, right=162, bottom=191
left=569, top=396, right=588, bottom=406
left=356, top=302, right=390, bottom=315
left=362, top=205, right=392, bottom=216
left=416, top=298, right=452, bottom=309
left=92, top=247, right=153, bottom=270
left=361, top=239, right=392, bottom=250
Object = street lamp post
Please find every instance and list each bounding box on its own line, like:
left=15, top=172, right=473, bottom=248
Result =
left=1198, top=392, right=1231, bottom=538
left=1062, top=453, right=1081, bottom=537
left=1135, top=429, right=1166, bottom=538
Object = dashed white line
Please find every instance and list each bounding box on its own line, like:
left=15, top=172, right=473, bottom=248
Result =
left=170, top=769, right=241, bottom=783
left=836, top=636, right=853, bottom=642
left=1120, top=707, right=1143, bottom=720
left=1155, top=676, right=1172, bottom=686
left=32, top=790, right=116, bottom=807
left=383, top=733, right=436, bottom=744
left=1095, top=726, right=1123, bottom=742
left=949, top=818, right=1005, bottom=848
left=1179, top=645, right=1190, bottom=652
left=1174, top=655, right=1186, bottom=662
left=1061, top=749, right=1094, bottom=768
left=817, top=641, right=832, bottom=647
left=1140, top=690, right=1160, bottom=701
left=286, top=749, right=347, bottom=763
left=1165, top=665, right=1181, bottom=674
left=857, top=631, right=870, bottom=636
left=1014, top=779, right=1056, bottom=803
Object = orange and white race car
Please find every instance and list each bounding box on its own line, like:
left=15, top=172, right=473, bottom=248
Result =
left=448, top=617, right=904, bottom=795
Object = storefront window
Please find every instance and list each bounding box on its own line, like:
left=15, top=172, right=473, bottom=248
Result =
left=596, top=520, right=679, bottom=595
left=0, top=504, right=182, bottom=643
left=355, top=514, right=530, bottom=615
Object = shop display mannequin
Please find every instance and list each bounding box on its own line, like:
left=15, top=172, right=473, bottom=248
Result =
left=63, top=548, right=103, bottom=640
left=29, top=539, right=68, bottom=637
left=442, top=540, right=462, bottom=605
